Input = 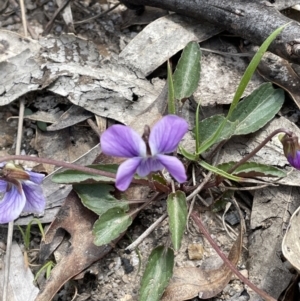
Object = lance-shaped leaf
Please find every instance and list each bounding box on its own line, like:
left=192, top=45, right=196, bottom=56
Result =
left=74, top=183, right=129, bottom=216
left=167, top=60, right=176, bottom=114
left=51, top=164, right=118, bottom=184
left=139, top=246, right=174, bottom=301
left=217, top=161, right=286, bottom=178
left=199, top=160, right=242, bottom=182
left=167, top=191, right=187, bottom=251
left=93, top=208, right=132, bottom=246
left=229, top=83, right=284, bottom=135
left=197, top=84, right=284, bottom=148
left=197, top=115, right=237, bottom=147
left=196, top=23, right=288, bottom=155
left=173, top=41, right=201, bottom=100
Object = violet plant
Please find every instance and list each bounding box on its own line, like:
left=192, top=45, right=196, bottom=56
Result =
left=0, top=23, right=297, bottom=301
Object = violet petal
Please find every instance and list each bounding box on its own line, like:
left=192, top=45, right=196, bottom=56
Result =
left=0, top=180, right=7, bottom=191
left=27, top=171, right=45, bottom=184
left=136, top=157, right=164, bottom=177
left=287, top=151, right=300, bottom=169
left=22, top=181, right=46, bottom=213
left=101, top=125, right=146, bottom=158
left=149, top=115, right=188, bottom=155
left=0, top=186, right=26, bottom=223
left=157, top=154, right=187, bottom=183
left=116, top=157, right=143, bottom=191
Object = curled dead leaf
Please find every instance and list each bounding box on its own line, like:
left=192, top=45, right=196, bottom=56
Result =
left=162, top=224, right=242, bottom=300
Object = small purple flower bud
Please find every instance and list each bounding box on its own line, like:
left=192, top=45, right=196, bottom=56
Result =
left=279, top=133, right=300, bottom=169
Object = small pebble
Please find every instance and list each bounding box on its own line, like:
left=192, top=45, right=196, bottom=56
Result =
left=188, top=243, right=204, bottom=260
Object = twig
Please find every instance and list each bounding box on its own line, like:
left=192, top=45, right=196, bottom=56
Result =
left=19, top=0, right=27, bottom=36
left=191, top=212, right=277, bottom=301
left=87, top=119, right=101, bottom=135
left=74, top=3, right=120, bottom=25
left=186, top=171, right=213, bottom=202
left=125, top=213, right=167, bottom=253
left=42, top=0, right=71, bottom=35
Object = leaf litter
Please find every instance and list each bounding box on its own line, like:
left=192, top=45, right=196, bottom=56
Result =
left=1, top=1, right=300, bottom=301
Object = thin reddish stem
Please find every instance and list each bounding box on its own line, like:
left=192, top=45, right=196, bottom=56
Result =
left=228, top=128, right=292, bottom=174
left=0, top=155, right=146, bottom=185
left=191, top=212, right=277, bottom=301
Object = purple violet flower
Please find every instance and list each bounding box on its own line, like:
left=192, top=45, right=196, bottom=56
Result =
left=100, top=115, right=188, bottom=191
left=0, top=162, right=46, bottom=224
left=279, top=133, right=300, bottom=169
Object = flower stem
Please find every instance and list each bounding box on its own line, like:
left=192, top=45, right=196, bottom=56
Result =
left=0, top=155, right=147, bottom=185
left=228, top=128, right=293, bottom=174
left=191, top=212, right=277, bottom=301
left=0, top=155, right=115, bottom=177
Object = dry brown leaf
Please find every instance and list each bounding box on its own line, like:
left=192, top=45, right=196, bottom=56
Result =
left=33, top=125, right=99, bottom=173
left=162, top=227, right=242, bottom=300
left=46, top=105, right=93, bottom=131
left=119, top=14, right=222, bottom=77
left=0, top=243, right=39, bottom=301
left=36, top=190, right=115, bottom=301
left=36, top=174, right=149, bottom=300
left=282, top=205, right=300, bottom=273
left=257, top=52, right=300, bottom=109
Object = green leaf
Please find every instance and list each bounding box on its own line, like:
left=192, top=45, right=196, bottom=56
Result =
left=167, top=60, right=176, bottom=114
left=37, top=121, right=47, bottom=131
left=227, top=23, right=289, bottom=118
left=179, top=145, right=198, bottom=161
left=199, top=160, right=242, bottom=182
left=198, top=115, right=237, bottom=146
left=217, top=161, right=286, bottom=178
left=173, top=41, right=201, bottom=100
left=74, top=183, right=129, bottom=216
left=196, top=84, right=284, bottom=148
left=196, top=23, right=288, bottom=155
left=51, top=164, right=118, bottom=184
left=93, top=208, right=132, bottom=246
left=195, top=102, right=201, bottom=153
left=167, top=191, right=187, bottom=251
left=139, top=246, right=174, bottom=301
left=229, top=83, right=284, bottom=135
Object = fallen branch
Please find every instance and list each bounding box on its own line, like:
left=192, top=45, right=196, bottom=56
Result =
left=123, top=0, right=300, bottom=64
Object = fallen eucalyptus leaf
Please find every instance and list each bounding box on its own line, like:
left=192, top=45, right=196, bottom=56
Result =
left=282, top=205, right=300, bottom=272
left=119, top=14, right=222, bottom=76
